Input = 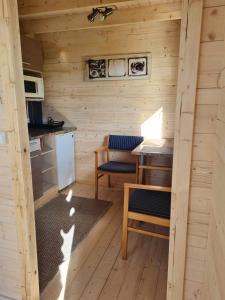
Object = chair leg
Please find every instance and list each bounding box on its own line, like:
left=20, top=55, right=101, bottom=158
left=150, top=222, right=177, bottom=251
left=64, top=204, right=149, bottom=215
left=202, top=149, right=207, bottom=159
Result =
left=122, top=185, right=129, bottom=259
left=122, top=217, right=128, bottom=259
left=136, top=156, right=140, bottom=183
left=95, top=151, right=99, bottom=200
left=95, top=171, right=99, bottom=200
left=108, top=175, right=111, bottom=188
left=136, top=169, right=139, bottom=184
left=139, top=168, right=144, bottom=184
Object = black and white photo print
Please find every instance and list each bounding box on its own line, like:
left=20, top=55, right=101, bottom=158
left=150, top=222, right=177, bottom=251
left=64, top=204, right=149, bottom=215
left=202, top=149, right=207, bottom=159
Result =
left=128, top=57, right=147, bottom=76
left=88, top=59, right=106, bottom=79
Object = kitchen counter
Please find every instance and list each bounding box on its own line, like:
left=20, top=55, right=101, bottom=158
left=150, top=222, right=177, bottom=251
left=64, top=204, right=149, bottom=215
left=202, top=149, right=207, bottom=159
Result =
left=29, top=127, right=77, bottom=140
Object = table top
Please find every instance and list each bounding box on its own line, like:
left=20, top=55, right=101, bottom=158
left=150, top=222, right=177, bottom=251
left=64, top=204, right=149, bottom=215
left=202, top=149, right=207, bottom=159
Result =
left=132, top=138, right=174, bottom=156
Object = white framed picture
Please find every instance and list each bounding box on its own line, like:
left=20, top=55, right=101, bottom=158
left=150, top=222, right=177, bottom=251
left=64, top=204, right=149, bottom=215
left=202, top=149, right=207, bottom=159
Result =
left=85, top=53, right=151, bottom=81
left=88, top=59, right=106, bottom=79
left=108, top=59, right=126, bottom=77
left=128, top=57, right=148, bottom=76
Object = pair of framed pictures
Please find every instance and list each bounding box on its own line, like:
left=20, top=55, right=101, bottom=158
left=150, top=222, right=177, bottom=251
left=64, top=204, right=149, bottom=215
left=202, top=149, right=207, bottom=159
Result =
left=86, top=53, right=151, bottom=81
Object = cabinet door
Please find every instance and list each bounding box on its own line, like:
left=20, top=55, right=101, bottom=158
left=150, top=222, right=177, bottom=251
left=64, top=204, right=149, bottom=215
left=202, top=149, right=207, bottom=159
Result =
left=21, top=35, right=43, bottom=73
left=30, top=156, right=43, bottom=200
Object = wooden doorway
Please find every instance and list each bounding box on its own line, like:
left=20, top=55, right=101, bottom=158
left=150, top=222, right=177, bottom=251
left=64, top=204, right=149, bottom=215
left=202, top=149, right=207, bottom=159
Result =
left=0, top=0, right=204, bottom=299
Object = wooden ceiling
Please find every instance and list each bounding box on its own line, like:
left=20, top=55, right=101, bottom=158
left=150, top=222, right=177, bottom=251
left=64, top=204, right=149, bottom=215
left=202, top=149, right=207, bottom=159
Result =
left=18, top=0, right=182, bottom=34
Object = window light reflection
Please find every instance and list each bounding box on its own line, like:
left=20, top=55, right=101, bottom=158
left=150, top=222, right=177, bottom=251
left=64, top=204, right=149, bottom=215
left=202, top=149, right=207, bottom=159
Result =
left=141, top=107, right=163, bottom=139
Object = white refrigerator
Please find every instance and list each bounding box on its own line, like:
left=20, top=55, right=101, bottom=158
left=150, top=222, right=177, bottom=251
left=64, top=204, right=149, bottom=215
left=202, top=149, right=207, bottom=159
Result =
left=55, top=132, right=75, bottom=190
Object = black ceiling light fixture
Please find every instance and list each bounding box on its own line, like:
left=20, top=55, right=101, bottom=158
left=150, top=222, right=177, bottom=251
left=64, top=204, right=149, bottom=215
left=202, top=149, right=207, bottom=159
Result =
left=87, top=7, right=114, bottom=23
left=87, top=8, right=100, bottom=23
left=101, top=7, right=113, bottom=20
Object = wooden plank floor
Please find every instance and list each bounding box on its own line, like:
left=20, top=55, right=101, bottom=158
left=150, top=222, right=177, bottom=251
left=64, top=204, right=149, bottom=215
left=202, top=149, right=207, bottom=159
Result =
left=41, top=183, right=169, bottom=300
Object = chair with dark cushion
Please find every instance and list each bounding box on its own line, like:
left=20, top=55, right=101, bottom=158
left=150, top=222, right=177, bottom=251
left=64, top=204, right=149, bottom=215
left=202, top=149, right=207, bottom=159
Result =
left=122, top=182, right=171, bottom=259
left=95, top=135, right=144, bottom=199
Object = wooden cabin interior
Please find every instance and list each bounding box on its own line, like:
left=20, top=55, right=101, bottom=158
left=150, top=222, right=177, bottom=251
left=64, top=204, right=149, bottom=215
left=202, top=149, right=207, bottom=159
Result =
left=0, top=0, right=225, bottom=299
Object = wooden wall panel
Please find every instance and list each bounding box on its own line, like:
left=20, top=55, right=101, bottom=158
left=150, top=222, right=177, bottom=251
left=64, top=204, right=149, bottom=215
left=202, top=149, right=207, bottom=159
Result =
left=0, top=60, right=22, bottom=300
left=207, top=26, right=225, bottom=296
left=40, top=20, right=180, bottom=186
left=201, top=6, right=225, bottom=42
left=184, top=0, right=225, bottom=299
left=167, top=1, right=204, bottom=298
left=19, top=2, right=182, bottom=34
left=17, top=0, right=181, bottom=19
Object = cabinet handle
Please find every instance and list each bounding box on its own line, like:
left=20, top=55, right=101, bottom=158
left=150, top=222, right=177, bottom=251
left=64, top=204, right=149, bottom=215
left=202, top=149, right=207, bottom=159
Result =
left=23, top=61, right=31, bottom=66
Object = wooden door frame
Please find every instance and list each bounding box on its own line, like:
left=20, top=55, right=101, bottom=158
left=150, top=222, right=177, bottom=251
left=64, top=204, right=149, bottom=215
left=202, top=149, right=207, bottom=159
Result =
left=167, top=0, right=203, bottom=299
left=1, top=0, right=203, bottom=299
left=0, top=1, right=39, bottom=299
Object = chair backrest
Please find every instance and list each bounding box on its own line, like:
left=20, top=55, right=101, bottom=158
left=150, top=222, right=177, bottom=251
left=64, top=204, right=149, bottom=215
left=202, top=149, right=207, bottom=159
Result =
left=108, top=135, right=144, bottom=151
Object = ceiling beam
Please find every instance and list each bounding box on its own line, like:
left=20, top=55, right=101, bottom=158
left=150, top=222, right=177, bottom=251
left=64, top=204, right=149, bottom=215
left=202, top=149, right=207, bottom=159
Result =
left=20, top=2, right=182, bottom=35
left=18, top=0, right=153, bottom=20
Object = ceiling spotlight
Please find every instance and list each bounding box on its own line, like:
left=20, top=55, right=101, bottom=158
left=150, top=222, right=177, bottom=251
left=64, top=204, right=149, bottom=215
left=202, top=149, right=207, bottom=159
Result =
left=87, top=8, right=100, bottom=23
left=87, top=7, right=114, bottom=23
left=101, top=7, right=113, bottom=20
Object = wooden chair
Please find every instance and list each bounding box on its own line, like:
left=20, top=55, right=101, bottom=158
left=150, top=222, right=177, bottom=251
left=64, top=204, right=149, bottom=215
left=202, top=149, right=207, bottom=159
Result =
left=122, top=182, right=171, bottom=259
left=94, top=135, right=144, bottom=199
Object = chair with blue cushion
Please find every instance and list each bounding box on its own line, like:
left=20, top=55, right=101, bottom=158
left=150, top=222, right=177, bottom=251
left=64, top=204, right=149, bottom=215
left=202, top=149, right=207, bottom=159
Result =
left=122, top=181, right=171, bottom=259
left=95, top=135, right=144, bottom=199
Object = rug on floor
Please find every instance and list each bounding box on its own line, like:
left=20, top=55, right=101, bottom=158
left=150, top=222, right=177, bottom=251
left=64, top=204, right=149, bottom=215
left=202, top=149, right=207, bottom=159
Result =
left=35, top=195, right=113, bottom=292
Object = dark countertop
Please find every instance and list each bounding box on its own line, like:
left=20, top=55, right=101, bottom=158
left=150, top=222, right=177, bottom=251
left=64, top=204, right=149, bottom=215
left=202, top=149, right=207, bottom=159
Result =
left=29, top=127, right=77, bottom=140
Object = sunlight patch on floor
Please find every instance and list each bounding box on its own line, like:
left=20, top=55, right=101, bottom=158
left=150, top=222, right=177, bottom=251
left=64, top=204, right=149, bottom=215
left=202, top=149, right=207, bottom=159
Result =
left=57, top=189, right=76, bottom=299
left=66, top=189, right=73, bottom=202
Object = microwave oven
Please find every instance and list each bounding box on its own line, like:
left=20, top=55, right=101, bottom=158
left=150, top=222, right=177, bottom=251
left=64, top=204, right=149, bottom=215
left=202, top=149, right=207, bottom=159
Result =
left=24, top=75, right=44, bottom=100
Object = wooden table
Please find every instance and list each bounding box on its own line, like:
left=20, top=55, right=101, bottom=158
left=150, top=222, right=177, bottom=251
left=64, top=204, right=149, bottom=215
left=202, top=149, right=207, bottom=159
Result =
left=132, top=138, right=174, bottom=156
left=132, top=138, right=174, bottom=185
